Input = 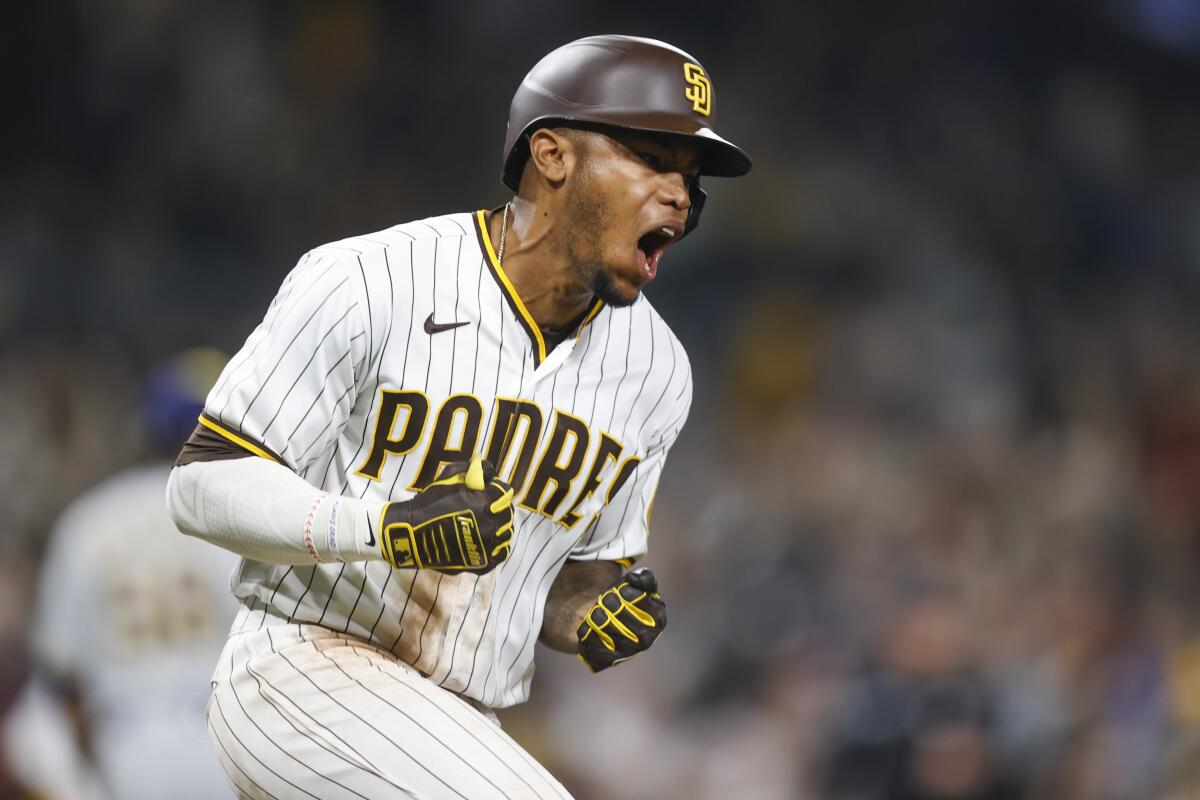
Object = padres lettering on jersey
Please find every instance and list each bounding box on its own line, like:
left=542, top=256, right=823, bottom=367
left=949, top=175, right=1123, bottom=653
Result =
left=354, top=389, right=641, bottom=528
left=203, top=210, right=692, bottom=709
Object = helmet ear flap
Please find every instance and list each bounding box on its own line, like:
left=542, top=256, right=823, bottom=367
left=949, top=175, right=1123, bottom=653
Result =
left=679, top=179, right=706, bottom=240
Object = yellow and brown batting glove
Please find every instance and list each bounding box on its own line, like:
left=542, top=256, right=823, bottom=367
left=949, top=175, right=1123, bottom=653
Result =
left=577, top=568, right=667, bottom=672
left=379, top=454, right=514, bottom=575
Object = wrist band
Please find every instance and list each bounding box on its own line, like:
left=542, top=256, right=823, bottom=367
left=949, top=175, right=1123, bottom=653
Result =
left=327, top=499, right=340, bottom=561
left=303, top=493, right=328, bottom=563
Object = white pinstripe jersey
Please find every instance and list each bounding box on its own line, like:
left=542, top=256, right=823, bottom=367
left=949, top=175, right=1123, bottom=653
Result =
left=203, top=210, right=692, bottom=708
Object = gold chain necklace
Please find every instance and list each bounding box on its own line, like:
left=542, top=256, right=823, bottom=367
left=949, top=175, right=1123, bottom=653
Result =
left=497, top=202, right=510, bottom=266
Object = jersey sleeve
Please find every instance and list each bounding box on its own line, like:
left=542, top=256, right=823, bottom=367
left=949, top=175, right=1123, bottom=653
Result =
left=203, top=252, right=374, bottom=474
left=568, top=365, right=693, bottom=566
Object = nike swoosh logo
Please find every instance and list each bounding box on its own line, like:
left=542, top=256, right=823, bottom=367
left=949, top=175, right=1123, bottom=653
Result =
left=364, top=524, right=376, bottom=548
left=424, top=313, right=470, bottom=335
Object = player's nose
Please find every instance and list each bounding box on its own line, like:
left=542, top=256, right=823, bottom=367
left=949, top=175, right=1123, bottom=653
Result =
left=656, top=171, right=692, bottom=211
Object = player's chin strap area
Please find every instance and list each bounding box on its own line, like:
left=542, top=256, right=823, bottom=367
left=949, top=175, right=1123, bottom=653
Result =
left=679, top=179, right=706, bottom=241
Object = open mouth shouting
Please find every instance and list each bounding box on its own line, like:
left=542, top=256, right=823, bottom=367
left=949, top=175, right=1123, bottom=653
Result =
left=635, top=223, right=682, bottom=281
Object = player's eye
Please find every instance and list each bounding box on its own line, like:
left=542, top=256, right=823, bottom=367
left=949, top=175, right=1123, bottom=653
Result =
left=638, top=151, right=665, bottom=170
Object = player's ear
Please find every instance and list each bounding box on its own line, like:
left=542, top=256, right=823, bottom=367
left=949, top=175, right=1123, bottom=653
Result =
left=526, top=128, right=571, bottom=188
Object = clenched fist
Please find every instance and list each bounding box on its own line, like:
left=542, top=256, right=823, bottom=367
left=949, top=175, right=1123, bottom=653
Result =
left=577, top=568, right=666, bottom=672
left=379, top=454, right=514, bottom=575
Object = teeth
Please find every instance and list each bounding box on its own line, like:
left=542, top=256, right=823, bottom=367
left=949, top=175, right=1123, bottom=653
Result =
left=657, top=226, right=676, bottom=238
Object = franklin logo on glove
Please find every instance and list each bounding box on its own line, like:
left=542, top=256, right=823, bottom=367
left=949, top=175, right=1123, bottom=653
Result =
left=379, top=453, right=514, bottom=574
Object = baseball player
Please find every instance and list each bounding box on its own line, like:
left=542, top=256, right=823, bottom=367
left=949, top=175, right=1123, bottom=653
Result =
left=18, top=348, right=241, bottom=800
left=167, top=35, right=750, bottom=799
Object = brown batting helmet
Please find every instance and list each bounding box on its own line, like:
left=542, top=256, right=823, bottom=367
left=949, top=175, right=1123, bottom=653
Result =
left=502, top=35, right=751, bottom=236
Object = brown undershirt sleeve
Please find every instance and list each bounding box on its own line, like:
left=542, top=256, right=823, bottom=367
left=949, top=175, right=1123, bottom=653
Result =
left=175, top=423, right=257, bottom=466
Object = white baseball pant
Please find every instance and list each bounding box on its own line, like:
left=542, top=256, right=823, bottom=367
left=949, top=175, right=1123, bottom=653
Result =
left=206, top=624, right=573, bottom=799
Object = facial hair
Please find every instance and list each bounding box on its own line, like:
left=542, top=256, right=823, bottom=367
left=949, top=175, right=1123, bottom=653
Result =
left=563, top=157, right=639, bottom=308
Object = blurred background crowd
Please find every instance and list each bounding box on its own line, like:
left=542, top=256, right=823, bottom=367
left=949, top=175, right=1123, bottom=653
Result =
left=4, top=1, right=1200, bottom=798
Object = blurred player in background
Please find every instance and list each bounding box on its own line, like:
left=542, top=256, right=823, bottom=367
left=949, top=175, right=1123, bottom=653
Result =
left=5, top=348, right=240, bottom=800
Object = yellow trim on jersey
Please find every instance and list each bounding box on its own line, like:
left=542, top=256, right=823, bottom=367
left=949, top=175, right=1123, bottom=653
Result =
left=579, top=297, right=605, bottom=330
left=197, top=414, right=283, bottom=464
left=646, top=479, right=660, bottom=531
left=475, top=210, right=547, bottom=365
